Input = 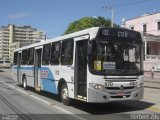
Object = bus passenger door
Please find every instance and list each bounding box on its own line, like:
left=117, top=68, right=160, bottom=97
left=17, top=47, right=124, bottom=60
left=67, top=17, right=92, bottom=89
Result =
left=75, top=39, right=88, bottom=100
left=34, top=48, right=42, bottom=91
left=17, top=52, right=21, bottom=83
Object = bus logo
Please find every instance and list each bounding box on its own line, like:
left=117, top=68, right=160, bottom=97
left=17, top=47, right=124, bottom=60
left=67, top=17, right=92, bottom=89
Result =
left=41, top=70, right=49, bottom=79
left=120, top=85, right=124, bottom=90
left=118, top=31, right=128, bottom=38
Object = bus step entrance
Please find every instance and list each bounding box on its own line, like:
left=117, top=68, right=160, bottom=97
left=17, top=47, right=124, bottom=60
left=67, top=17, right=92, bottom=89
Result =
left=77, top=82, right=86, bottom=97
left=76, top=95, right=87, bottom=101
left=35, top=87, right=41, bottom=92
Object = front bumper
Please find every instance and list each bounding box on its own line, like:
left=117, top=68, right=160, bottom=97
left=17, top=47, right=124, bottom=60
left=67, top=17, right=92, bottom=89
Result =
left=87, top=87, right=144, bottom=103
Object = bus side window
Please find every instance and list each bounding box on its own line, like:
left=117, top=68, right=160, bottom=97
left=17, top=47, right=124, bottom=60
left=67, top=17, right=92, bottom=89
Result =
left=13, top=52, right=18, bottom=65
left=50, top=42, right=61, bottom=65
left=61, top=39, right=73, bottom=65
left=21, top=50, right=28, bottom=65
left=28, top=48, right=34, bottom=65
left=42, top=44, right=51, bottom=65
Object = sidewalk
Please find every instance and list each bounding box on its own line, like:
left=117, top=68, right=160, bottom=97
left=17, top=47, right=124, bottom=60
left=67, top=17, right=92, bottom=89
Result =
left=144, top=72, right=160, bottom=89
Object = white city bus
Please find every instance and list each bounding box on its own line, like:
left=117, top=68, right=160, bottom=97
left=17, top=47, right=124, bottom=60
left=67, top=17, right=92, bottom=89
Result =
left=12, top=27, right=144, bottom=105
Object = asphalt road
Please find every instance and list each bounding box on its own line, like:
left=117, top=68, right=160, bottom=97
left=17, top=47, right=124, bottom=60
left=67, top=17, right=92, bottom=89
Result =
left=0, top=69, right=160, bottom=120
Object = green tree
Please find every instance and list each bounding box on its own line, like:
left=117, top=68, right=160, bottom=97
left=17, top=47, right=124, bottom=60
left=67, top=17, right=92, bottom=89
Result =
left=64, top=16, right=120, bottom=35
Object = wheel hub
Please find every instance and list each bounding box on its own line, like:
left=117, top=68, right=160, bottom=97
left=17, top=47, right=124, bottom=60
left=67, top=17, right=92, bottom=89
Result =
left=62, top=88, right=68, bottom=99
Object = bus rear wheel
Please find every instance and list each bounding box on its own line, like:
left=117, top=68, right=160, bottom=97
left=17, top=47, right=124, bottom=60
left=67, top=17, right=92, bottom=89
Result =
left=60, top=84, right=71, bottom=105
left=23, top=76, right=28, bottom=90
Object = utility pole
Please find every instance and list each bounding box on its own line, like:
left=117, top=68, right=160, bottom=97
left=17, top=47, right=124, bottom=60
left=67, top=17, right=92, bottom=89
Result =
left=103, top=6, right=114, bottom=28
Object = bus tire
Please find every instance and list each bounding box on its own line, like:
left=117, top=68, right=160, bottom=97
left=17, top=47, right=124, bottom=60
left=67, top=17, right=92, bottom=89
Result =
left=60, top=83, right=71, bottom=105
left=23, top=75, right=28, bottom=90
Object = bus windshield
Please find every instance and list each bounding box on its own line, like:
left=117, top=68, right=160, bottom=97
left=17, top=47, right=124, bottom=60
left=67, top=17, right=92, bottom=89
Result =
left=88, top=39, right=143, bottom=75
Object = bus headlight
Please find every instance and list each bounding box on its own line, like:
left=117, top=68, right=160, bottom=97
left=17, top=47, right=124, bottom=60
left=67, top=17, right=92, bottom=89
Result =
left=130, top=81, right=138, bottom=85
left=137, top=75, right=144, bottom=88
left=137, top=83, right=144, bottom=88
left=89, top=83, right=105, bottom=91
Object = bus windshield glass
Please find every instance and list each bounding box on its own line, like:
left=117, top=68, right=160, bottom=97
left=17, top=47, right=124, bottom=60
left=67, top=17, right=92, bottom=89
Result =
left=88, top=29, right=143, bottom=75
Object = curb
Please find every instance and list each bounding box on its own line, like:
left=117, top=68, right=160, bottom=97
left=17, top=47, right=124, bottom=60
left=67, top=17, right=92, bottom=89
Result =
left=145, top=81, right=160, bottom=83
left=144, top=86, right=160, bottom=89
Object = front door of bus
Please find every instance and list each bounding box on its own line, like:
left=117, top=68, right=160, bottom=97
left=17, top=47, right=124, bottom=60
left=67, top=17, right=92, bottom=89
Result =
left=17, top=52, right=21, bottom=83
left=34, top=48, right=42, bottom=91
left=75, top=40, right=87, bottom=99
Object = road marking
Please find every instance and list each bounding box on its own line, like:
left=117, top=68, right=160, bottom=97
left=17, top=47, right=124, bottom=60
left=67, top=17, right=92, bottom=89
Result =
left=49, top=103, right=55, bottom=106
left=2, top=80, right=160, bottom=115
left=0, top=81, right=28, bottom=95
left=0, top=81, right=88, bottom=120
left=16, top=88, right=28, bottom=95
left=0, top=81, right=15, bottom=89
left=53, top=106, right=88, bottom=120
left=144, top=97, right=160, bottom=113
left=29, top=95, right=88, bottom=120
left=29, top=94, right=52, bottom=105
left=144, top=97, right=157, bottom=102
left=147, top=106, right=160, bottom=113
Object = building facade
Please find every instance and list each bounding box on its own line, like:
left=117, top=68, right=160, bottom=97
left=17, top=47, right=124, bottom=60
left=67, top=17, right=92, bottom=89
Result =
left=0, top=24, right=45, bottom=62
left=123, top=12, right=160, bottom=78
left=123, top=12, right=160, bottom=36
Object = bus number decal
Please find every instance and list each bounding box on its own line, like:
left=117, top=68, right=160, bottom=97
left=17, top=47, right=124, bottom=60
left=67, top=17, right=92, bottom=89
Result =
left=41, top=70, right=49, bottom=79
left=105, top=81, right=113, bottom=87
left=118, top=31, right=128, bottom=38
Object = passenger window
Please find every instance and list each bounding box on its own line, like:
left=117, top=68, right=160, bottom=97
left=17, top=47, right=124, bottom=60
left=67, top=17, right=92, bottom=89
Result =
left=50, top=42, right=61, bottom=65
left=28, top=48, right=34, bottom=65
left=42, top=44, right=51, bottom=65
left=21, top=50, right=28, bottom=65
left=61, top=39, right=74, bottom=65
left=13, top=52, right=18, bottom=65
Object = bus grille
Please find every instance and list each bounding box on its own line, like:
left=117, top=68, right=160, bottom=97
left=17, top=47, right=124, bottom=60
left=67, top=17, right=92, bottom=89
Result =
left=111, top=95, right=130, bottom=98
left=106, top=86, right=135, bottom=90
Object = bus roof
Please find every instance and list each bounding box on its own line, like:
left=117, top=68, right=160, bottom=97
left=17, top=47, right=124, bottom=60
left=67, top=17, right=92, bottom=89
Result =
left=14, top=27, right=142, bottom=52
left=14, top=27, right=100, bottom=52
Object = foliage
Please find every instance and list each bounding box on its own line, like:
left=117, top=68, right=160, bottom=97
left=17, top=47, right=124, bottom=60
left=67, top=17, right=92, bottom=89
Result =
left=64, top=16, right=120, bottom=35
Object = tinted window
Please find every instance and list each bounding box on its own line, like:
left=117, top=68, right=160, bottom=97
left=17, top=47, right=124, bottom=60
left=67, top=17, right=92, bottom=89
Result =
left=13, top=52, right=18, bottom=65
left=28, top=48, right=34, bottom=65
left=5, top=60, right=10, bottom=63
left=42, top=44, right=51, bottom=65
left=50, top=42, right=61, bottom=65
left=143, top=24, right=147, bottom=32
left=157, top=21, right=160, bottom=30
left=61, top=39, right=74, bottom=65
left=21, top=50, right=28, bottom=65
left=131, top=27, right=134, bottom=30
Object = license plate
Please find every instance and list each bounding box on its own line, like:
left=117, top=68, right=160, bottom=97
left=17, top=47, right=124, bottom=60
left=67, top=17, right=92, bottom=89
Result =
left=116, top=91, right=125, bottom=96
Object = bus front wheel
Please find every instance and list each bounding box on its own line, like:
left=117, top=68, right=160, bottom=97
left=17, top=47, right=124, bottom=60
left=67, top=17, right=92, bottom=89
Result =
left=60, top=83, right=71, bottom=105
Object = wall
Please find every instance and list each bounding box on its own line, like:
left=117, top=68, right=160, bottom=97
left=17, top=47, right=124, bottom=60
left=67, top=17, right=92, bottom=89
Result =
left=125, top=12, right=160, bottom=36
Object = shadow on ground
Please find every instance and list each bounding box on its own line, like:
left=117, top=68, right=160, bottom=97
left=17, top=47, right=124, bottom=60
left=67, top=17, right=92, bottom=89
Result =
left=19, top=85, right=154, bottom=115
left=72, top=100, right=154, bottom=114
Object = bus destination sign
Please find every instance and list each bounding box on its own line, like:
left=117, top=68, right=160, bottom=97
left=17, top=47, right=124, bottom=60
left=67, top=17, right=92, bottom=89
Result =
left=101, top=29, right=128, bottom=38
left=98, top=28, right=141, bottom=41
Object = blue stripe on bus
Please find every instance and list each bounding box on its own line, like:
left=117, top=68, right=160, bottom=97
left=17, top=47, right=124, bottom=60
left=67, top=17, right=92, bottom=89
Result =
left=25, top=75, right=34, bottom=78
left=13, top=66, right=57, bottom=94
left=13, top=66, right=34, bottom=70
left=40, top=67, right=57, bottom=94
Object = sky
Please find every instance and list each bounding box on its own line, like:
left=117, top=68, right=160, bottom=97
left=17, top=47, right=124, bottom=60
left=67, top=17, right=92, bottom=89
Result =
left=0, top=0, right=160, bottom=38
